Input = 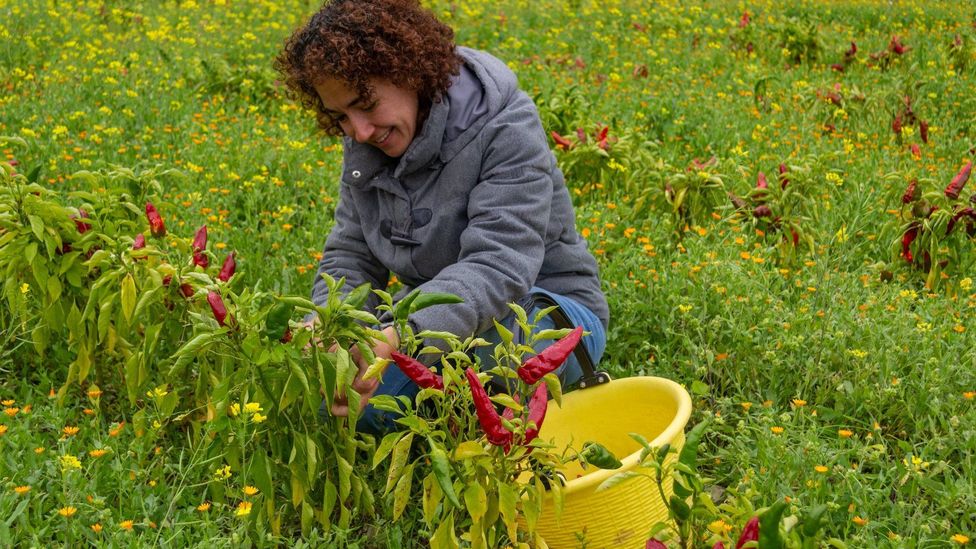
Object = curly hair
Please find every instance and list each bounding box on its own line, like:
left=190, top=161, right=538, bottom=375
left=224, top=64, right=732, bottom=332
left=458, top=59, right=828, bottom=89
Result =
left=275, top=0, right=461, bottom=135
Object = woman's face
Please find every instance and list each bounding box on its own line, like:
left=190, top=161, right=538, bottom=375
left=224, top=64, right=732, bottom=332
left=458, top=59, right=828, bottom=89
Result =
left=314, top=77, right=419, bottom=158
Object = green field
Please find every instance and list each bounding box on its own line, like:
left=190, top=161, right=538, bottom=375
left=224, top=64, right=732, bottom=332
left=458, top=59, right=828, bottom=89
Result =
left=2, top=0, right=975, bottom=546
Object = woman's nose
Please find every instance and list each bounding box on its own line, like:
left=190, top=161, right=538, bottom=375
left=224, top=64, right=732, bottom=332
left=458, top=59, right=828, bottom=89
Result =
left=346, top=114, right=373, bottom=143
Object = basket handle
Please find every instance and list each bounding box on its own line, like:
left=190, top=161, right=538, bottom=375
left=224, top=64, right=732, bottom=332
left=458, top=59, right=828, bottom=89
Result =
left=528, top=293, right=611, bottom=390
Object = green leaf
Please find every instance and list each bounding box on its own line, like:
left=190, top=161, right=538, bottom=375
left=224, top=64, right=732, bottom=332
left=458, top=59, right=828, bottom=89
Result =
left=463, top=482, right=487, bottom=523
left=121, top=273, right=136, bottom=322
left=251, top=450, right=274, bottom=500
left=596, top=470, right=643, bottom=492
left=497, top=481, right=518, bottom=542
left=392, top=463, right=414, bottom=520
left=385, top=432, right=414, bottom=495
left=452, top=441, right=488, bottom=460
left=429, top=441, right=460, bottom=509
left=423, top=473, right=442, bottom=525
left=373, top=432, right=403, bottom=469
left=430, top=511, right=458, bottom=549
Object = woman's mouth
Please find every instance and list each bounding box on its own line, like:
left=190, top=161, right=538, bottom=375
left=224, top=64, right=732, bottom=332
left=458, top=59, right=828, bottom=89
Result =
left=374, top=129, right=392, bottom=146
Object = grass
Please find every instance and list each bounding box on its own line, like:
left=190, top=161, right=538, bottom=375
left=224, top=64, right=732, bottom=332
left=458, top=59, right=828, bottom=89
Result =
left=1, top=0, right=975, bottom=546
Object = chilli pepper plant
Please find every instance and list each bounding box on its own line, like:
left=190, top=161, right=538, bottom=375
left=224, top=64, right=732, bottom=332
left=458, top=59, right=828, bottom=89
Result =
left=368, top=300, right=588, bottom=548
left=891, top=159, right=976, bottom=290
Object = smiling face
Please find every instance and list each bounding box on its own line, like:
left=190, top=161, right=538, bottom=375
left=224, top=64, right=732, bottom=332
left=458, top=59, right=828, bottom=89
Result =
left=314, top=77, right=420, bottom=158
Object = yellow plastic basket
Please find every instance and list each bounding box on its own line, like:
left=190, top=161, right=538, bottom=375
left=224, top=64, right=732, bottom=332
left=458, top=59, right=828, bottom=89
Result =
left=532, top=376, right=692, bottom=549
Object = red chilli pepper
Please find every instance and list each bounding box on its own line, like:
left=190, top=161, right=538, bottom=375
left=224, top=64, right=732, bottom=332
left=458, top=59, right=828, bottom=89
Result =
left=217, top=252, right=236, bottom=282
left=756, top=171, right=768, bottom=190
left=919, top=120, right=929, bottom=143
left=392, top=351, right=443, bottom=390
left=192, top=225, right=209, bottom=268
left=145, top=202, right=166, bottom=238
left=902, top=224, right=919, bottom=263
left=735, top=516, right=760, bottom=549
left=778, top=163, right=789, bottom=189
left=892, top=114, right=902, bottom=136
left=523, top=382, right=549, bottom=444
left=902, top=179, right=918, bottom=204
left=73, top=209, right=91, bottom=234
left=465, top=368, right=512, bottom=448
left=596, top=126, right=609, bottom=150
left=550, top=131, right=573, bottom=150
left=517, top=326, right=583, bottom=385
left=646, top=540, right=668, bottom=549
left=132, top=233, right=146, bottom=250
left=207, top=291, right=228, bottom=326
left=945, top=161, right=972, bottom=200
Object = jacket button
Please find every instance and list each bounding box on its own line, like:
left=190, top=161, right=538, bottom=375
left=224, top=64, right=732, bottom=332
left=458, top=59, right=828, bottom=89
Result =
left=352, top=170, right=361, bottom=178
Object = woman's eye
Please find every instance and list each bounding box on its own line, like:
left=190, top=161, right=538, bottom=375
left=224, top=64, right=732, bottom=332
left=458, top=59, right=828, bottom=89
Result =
left=362, top=101, right=377, bottom=112
left=335, top=114, right=348, bottom=123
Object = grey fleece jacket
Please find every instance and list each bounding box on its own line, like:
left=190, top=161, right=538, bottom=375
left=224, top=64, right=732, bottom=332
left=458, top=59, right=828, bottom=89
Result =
left=310, top=47, right=609, bottom=338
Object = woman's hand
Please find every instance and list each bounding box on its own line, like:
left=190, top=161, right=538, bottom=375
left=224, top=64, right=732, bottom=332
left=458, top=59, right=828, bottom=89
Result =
left=330, top=326, right=399, bottom=417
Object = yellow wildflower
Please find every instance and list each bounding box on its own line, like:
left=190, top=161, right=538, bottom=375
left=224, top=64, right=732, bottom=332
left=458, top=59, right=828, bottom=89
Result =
left=235, top=501, right=252, bottom=517
left=951, top=534, right=970, bottom=545
left=60, top=454, right=82, bottom=471
left=91, top=523, right=103, bottom=533
left=13, top=486, right=31, bottom=495
left=197, top=502, right=211, bottom=512
left=119, top=519, right=134, bottom=531
left=243, top=485, right=259, bottom=496
left=62, top=426, right=80, bottom=437
left=838, top=429, right=853, bottom=438
left=852, top=516, right=868, bottom=526
left=770, top=426, right=784, bottom=434
left=814, top=465, right=828, bottom=474
left=58, top=506, right=78, bottom=518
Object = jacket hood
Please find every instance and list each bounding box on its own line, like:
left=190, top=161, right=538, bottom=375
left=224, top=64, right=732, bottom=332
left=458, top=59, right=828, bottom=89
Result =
left=341, top=47, right=519, bottom=187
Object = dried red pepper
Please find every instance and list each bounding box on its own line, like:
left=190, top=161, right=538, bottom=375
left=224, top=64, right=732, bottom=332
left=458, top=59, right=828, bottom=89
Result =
left=753, top=204, right=772, bottom=218
left=392, top=351, right=443, bottom=390
left=945, top=161, right=972, bottom=200
left=192, top=225, right=209, bottom=268
left=217, top=252, right=236, bottom=282
left=735, top=516, right=760, bottom=549
left=465, top=368, right=511, bottom=448
left=910, top=143, right=921, bottom=159
left=523, top=382, right=549, bottom=445
left=207, top=291, right=229, bottom=326
left=132, top=233, right=146, bottom=250
left=517, top=326, right=583, bottom=385
left=919, top=120, right=929, bottom=143
left=902, top=179, right=919, bottom=204
left=778, top=163, right=789, bottom=189
left=145, top=202, right=166, bottom=238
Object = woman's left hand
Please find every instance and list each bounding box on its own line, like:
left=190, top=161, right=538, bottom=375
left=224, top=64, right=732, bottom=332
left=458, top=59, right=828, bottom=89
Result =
left=330, top=326, right=399, bottom=417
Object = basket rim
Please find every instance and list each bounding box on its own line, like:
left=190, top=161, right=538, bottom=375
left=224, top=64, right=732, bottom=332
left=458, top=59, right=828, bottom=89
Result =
left=556, top=376, right=693, bottom=495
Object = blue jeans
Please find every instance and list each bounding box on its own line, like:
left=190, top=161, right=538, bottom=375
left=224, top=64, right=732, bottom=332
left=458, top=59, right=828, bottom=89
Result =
left=355, top=287, right=607, bottom=435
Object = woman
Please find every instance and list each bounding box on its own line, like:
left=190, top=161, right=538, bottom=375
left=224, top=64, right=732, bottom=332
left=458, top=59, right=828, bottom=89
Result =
left=276, top=0, right=608, bottom=433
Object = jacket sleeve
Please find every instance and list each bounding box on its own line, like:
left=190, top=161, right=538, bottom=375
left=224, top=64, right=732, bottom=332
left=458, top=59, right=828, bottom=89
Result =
left=407, top=91, right=552, bottom=338
left=309, top=182, right=389, bottom=312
